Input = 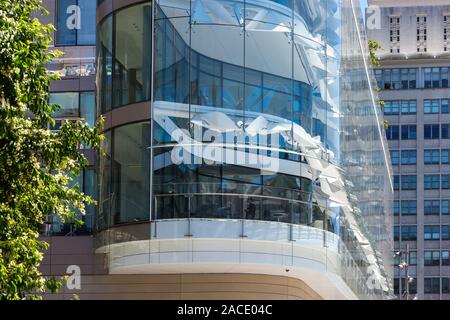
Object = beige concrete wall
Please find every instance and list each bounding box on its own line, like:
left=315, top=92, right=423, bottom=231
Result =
left=43, top=273, right=323, bottom=300
left=40, top=236, right=322, bottom=300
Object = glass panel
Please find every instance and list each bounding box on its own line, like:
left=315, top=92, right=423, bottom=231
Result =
left=392, top=101, right=399, bottom=114
left=156, top=0, right=191, bottom=19
left=112, top=123, right=150, bottom=224
left=97, top=131, right=111, bottom=232
left=80, top=92, right=96, bottom=126
left=55, top=0, right=95, bottom=45
left=55, top=0, right=77, bottom=46
left=113, top=3, right=152, bottom=107
left=49, top=92, right=79, bottom=117
left=120, top=0, right=400, bottom=300
left=77, top=0, right=96, bottom=45
left=443, top=200, right=450, bottom=215
left=82, top=168, right=96, bottom=233
left=97, top=14, right=113, bottom=112
left=409, top=100, right=417, bottom=113
left=442, top=100, right=449, bottom=113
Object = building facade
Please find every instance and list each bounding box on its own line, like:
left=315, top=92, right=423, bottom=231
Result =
left=36, top=0, right=97, bottom=237
left=39, top=0, right=394, bottom=300
left=368, top=0, right=450, bottom=300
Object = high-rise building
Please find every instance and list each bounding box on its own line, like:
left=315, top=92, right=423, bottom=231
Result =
left=368, top=0, right=450, bottom=300
left=38, top=0, right=394, bottom=300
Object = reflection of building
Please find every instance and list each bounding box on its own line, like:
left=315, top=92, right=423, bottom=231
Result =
left=368, top=0, right=450, bottom=300
left=40, top=0, right=393, bottom=300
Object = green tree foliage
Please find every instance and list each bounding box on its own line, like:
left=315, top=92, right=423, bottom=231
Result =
left=368, top=39, right=381, bottom=68
left=368, top=39, right=388, bottom=129
left=0, top=0, right=103, bottom=299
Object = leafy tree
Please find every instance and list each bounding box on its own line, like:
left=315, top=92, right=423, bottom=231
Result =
left=368, top=39, right=388, bottom=129
left=0, top=0, right=103, bottom=299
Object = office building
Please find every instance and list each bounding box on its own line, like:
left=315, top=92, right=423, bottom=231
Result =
left=39, top=0, right=394, bottom=300
left=368, top=0, right=450, bottom=300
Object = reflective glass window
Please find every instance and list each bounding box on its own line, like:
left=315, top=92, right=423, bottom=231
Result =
left=401, top=226, right=417, bottom=241
left=425, top=278, right=440, bottom=294
left=401, top=150, right=416, bottom=164
left=443, top=278, right=450, bottom=293
left=442, top=200, right=450, bottom=215
left=425, top=225, right=440, bottom=240
left=391, top=150, right=400, bottom=165
left=424, top=175, right=440, bottom=190
left=442, top=252, right=450, bottom=266
left=56, top=0, right=76, bottom=45
left=394, top=226, right=400, bottom=241
left=401, top=100, right=416, bottom=114
left=424, top=124, right=440, bottom=139
left=401, top=200, right=416, bottom=216
left=97, top=131, right=111, bottom=230
left=401, top=125, right=416, bottom=140
left=442, top=100, right=449, bottom=113
left=55, top=0, right=96, bottom=46
left=80, top=92, right=96, bottom=126
left=112, top=122, right=150, bottom=224
left=432, top=68, right=441, bottom=88
left=409, top=100, right=417, bottom=113
left=393, top=175, right=400, bottom=190
left=98, top=15, right=113, bottom=112
left=401, top=175, right=416, bottom=190
left=393, top=200, right=400, bottom=216
left=442, top=150, right=450, bottom=164
left=424, top=200, right=440, bottom=215
left=391, top=101, right=400, bottom=114
left=442, top=124, right=450, bottom=139
left=424, top=149, right=440, bottom=164
left=384, top=101, right=392, bottom=115
left=387, top=125, right=399, bottom=140
left=443, top=68, right=449, bottom=88
left=443, top=226, right=450, bottom=240
left=424, top=68, right=432, bottom=88
left=394, top=278, right=417, bottom=295
left=409, top=69, right=417, bottom=88
left=424, top=99, right=439, bottom=114
left=77, top=0, right=96, bottom=45
left=443, top=175, right=450, bottom=189
left=424, top=251, right=441, bottom=266
left=49, top=92, right=79, bottom=118
left=113, top=3, right=152, bottom=107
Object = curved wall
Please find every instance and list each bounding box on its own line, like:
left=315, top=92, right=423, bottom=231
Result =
left=45, top=272, right=324, bottom=300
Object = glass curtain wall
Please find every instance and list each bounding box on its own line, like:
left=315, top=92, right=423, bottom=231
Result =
left=149, top=0, right=392, bottom=299
left=152, top=0, right=332, bottom=226
left=97, top=3, right=152, bottom=113
left=339, top=0, right=394, bottom=298
left=95, top=0, right=393, bottom=299
left=96, top=0, right=153, bottom=251
left=55, top=0, right=96, bottom=46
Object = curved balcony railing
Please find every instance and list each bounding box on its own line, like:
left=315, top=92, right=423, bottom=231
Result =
left=95, top=218, right=381, bottom=299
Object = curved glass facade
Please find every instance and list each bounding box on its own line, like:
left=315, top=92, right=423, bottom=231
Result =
left=97, top=2, right=152, bottom=113
left=152, top=0, right=331, bottom=225
left=96, top=0, right=394, bottom=300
